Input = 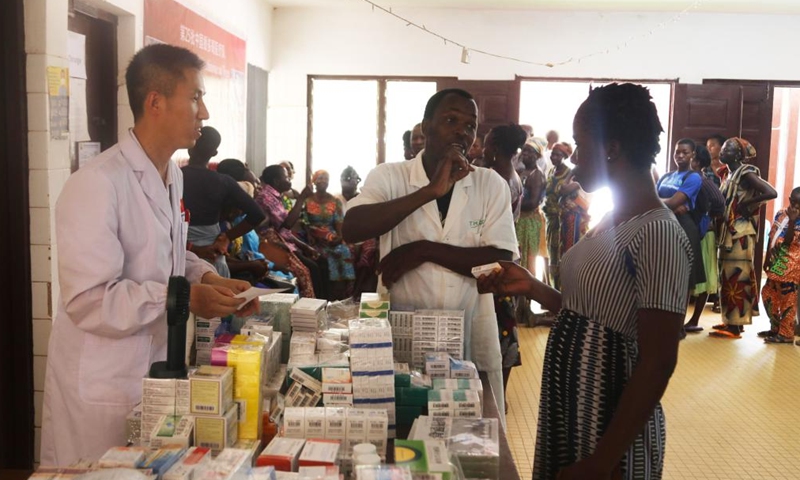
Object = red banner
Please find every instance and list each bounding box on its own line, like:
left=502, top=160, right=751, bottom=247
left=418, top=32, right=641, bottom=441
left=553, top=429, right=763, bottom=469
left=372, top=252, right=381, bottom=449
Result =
left=144, top=0, right=246, bottom=78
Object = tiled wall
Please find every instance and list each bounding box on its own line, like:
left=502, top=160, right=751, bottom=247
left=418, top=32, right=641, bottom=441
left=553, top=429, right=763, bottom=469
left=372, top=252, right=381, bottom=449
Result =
left=24, top=0, right=70, bottom=463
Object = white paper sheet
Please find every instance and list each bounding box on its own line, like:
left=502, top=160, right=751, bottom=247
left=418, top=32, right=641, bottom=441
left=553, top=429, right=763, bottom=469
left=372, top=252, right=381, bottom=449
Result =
left=68, top=31, right=87, bottom=79
left=234, top=286, right=289, bottom=310
left=69, top=77, right=91, bottom=144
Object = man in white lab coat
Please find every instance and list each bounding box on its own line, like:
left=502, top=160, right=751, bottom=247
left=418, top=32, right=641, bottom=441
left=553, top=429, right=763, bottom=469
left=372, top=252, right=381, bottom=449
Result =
left=343, top=89, right=519, bottom=420
left=40, top=44, right=255, bottom=465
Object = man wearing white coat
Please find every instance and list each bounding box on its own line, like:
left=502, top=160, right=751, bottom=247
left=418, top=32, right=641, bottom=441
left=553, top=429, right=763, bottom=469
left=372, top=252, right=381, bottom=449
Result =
left=41, top=44, right=255, bottom=465
left=343, top=89, right=518, bottom=421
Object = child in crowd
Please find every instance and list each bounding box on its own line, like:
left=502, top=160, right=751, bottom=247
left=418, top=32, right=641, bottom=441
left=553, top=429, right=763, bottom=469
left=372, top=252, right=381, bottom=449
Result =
left=761, top=187, right=800, bottom=344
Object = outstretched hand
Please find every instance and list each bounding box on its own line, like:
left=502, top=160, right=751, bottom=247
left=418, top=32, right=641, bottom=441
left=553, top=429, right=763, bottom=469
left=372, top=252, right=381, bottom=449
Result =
left=427, top=147, right=474, bottom=198
left=476, top=261, right=536, bottom=297
left=378, top=240, right=428, bottom=288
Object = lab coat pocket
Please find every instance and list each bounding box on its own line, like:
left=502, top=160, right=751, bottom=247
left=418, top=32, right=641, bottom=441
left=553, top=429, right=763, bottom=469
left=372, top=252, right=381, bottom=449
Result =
left=78, top=333, right=152, bottom=406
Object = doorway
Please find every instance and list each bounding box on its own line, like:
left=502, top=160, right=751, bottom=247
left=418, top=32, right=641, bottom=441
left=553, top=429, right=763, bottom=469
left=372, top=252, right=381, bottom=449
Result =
left=767, top=87, right=800, bottom=221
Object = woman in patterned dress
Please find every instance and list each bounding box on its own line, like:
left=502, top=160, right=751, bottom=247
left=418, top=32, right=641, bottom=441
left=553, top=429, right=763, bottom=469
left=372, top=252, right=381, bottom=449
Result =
left=302, top=170, right=356, bottom=300
left=543, top=144, right=573, bottom=290
left=478, top=83, right=691, bottom=480
left=711, top=137, right=777, bottom=338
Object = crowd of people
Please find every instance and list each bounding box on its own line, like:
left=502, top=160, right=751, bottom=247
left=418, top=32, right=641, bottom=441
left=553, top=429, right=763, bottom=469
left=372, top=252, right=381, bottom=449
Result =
left=42, top=42, right=800, bottom=479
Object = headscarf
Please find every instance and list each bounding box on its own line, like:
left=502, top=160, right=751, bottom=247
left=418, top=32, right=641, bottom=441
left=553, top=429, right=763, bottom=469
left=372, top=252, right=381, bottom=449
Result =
left=726, top=137, right=757, bottom=163
left=311, top=169, right=329, bottom=183
left=552, top=142, right=573, bottom=158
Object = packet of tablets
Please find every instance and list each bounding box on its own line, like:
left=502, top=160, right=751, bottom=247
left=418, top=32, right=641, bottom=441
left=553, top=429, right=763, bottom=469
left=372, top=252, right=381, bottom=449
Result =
left=470, top=263, right=501, bottom=279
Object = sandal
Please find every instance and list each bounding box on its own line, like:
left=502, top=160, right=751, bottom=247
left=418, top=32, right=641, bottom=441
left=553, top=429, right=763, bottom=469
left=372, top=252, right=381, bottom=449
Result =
left=712, top=323, right=727, bottom=330
left=764, top=335, right=794, bottom=344
left=684, top=325, right=704, bottom=333
left=708, top=330, right=741, bottom=339
left=758, top=330, right=778, bottom=338
left=711, top=305, right=721, bottom=313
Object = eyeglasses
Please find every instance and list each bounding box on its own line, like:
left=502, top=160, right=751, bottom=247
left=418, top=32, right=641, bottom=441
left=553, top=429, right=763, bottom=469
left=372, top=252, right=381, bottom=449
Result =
left=343, top=176, right=361, bottom=182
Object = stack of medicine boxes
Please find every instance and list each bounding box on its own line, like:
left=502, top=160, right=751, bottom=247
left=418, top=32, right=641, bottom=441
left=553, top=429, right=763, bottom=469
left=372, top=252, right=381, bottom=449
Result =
left=140, top=377, right=190, bottom=448
left=411, top=310, right=465, bottom=370
left=351, top=293, right=396, bottom=443
left=189, top=365, right=238, bottom=455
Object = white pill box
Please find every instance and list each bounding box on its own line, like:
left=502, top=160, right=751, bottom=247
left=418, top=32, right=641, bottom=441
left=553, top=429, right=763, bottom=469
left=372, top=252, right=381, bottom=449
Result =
left=470, top=262, right=502, bottom=279
left=190, top=366, right=234, bottom=416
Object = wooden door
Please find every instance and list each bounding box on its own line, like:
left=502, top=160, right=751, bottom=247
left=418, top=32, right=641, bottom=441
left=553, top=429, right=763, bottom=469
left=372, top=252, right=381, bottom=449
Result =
left=436, top=79, right=520, bottom=139
left=672, top=81, right=775, bottom=287
left=0, top=0, right=34, bottom=469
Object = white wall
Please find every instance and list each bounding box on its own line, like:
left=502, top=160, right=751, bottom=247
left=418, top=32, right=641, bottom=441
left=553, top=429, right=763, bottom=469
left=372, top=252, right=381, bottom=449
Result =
left=268, top=6, right=800, bottom=182
left=24, top=0, right=273, bottom=464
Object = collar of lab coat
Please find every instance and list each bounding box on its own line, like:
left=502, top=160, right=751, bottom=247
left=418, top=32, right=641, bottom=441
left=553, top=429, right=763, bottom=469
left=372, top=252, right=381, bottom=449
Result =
left=120, top=129, right=176, bottom=224
left=409, top=150, right=473, bottom=235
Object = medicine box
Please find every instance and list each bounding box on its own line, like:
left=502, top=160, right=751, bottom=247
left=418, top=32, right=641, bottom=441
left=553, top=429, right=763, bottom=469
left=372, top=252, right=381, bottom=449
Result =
left=298, top=439, right=341, bottom=467
left=150, top=415, right=194, bottom=449
left=162, top=446, right=212, bottom=480
left=256, top=437, right=306, bottom=471
left=194, top=404, right=239, bottom=455
left=190, top=366, right=234, bottom=416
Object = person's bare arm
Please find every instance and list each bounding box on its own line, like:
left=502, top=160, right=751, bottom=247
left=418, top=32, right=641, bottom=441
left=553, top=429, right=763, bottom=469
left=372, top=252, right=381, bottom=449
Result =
left=737, top=172, right=778, bottom=216
left=378, top=240, right=512, bottom=287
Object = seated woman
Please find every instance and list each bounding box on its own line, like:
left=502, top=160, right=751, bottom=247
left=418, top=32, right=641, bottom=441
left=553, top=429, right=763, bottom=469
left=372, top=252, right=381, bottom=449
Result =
left=302, top=170, right=356, bottom=300
left=256, top=164, right=328, bottom=298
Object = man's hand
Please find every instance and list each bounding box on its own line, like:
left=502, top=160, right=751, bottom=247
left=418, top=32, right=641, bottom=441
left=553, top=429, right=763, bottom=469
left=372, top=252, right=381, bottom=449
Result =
left=476, top=261, right=536, bottom=297
left=378, top=241, right=428, bottom=288
left=189, top=284, right=244, bottom=318
left=299, top=185, right=313, bottom=200
left=425, top=147, right=474, bottom=199
left=201, top=273, right=259, bottom=316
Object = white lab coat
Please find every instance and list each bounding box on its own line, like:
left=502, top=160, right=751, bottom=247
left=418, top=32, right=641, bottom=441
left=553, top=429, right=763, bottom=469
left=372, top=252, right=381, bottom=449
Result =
left=40, top=130, right=215, bottom=465
left=348, top=152, right=519, bottom=419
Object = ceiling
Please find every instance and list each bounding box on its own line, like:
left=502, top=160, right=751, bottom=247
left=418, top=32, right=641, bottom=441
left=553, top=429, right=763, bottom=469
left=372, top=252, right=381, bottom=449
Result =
left=268, top=0, right=800, bottom=14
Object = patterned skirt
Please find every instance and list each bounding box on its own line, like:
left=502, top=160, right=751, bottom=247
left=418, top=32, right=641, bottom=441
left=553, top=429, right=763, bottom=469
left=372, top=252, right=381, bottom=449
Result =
left=534, top=310, right=666, bottom=480
left=515, top=209, right=545, bottom=273
left=719, top=235, right=758, bottom=325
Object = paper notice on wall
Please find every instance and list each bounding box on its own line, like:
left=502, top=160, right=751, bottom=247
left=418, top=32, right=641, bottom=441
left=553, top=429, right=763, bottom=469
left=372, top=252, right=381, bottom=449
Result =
left=47, top=66, right=69, bottom=140
left=69, top=77, right=91, bottom=144
left=68, top=31, right=87, bottom=79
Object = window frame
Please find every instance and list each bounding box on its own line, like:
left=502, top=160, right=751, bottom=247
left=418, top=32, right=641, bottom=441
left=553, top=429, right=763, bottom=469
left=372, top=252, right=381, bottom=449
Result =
left=306, top=75, right=453, bottom=181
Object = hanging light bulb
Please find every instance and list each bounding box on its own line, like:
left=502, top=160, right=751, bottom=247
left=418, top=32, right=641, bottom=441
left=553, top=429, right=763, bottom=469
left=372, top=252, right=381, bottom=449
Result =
left=461, top=47, right=470, bottom=64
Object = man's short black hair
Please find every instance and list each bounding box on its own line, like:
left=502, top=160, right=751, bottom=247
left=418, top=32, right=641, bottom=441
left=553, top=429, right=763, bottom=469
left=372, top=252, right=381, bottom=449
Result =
left=403, top=130, right=411, bottom=150
left=577, top=83, right=664, bottom=171
left=125, top=43, right=205, bottom=121
left=260, top=164, right=286, bottom=187
left=217, top=159, right=247, bottom=181
left=423, top=89, right=474, bottom=121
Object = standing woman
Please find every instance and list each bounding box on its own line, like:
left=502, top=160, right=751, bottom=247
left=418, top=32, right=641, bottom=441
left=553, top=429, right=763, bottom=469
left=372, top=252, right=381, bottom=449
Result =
left=712, top=138, right=777, bottom=338
left=484, top=124, right=528, bottom=399
left=302, top=170, right=356, bottom=300
left=543, top=143, right=572, bottom=290
left=655, top=138, right=706, bottom=300
left=478, top=83, right=691, bottom=480
left=555, top=144, right=591, bottom=258
left=516, top=142, right=547, bottom=279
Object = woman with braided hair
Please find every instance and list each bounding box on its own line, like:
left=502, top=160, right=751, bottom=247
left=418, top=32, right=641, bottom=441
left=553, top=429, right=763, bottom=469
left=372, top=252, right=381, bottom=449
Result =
left=710, top=137, right=777, bottom=338
left=479, top=83, right=691, bottom=479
